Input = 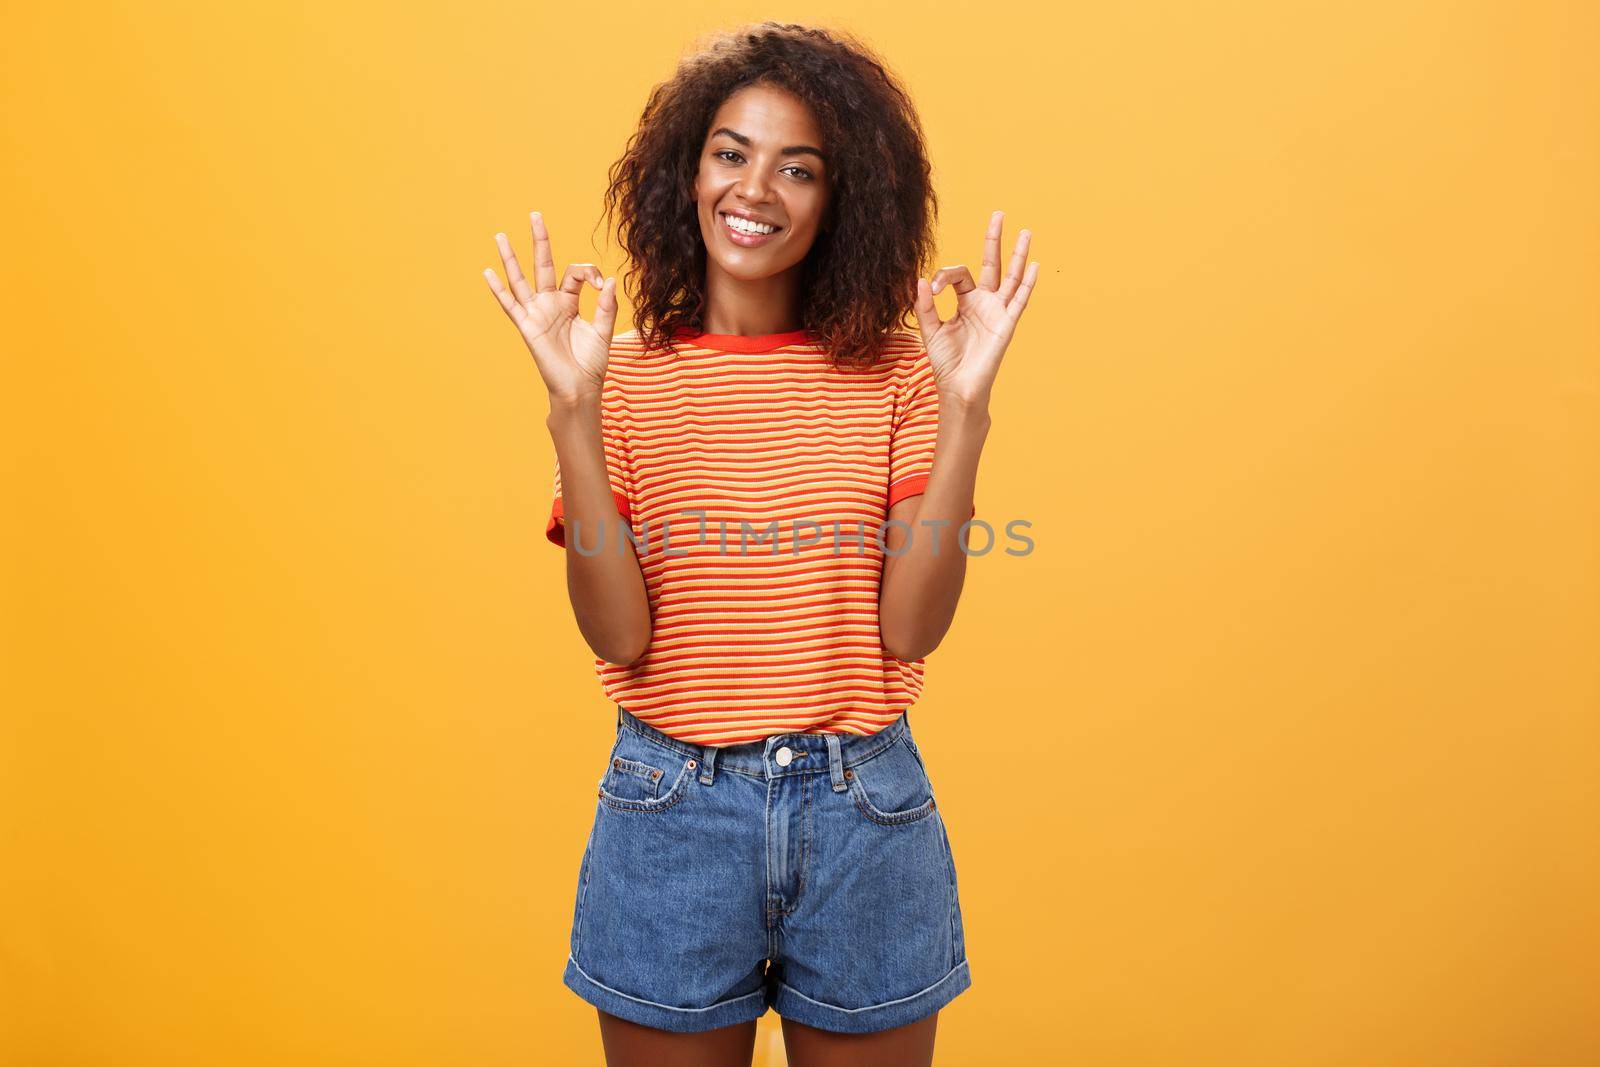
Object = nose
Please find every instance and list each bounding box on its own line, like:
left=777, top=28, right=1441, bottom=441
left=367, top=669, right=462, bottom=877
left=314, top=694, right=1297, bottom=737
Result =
left=735, top=167, right=772, bottom=203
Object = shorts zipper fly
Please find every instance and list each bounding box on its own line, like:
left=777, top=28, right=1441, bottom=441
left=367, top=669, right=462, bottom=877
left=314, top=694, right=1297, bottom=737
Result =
left=764, top=761, right=811, bottom=929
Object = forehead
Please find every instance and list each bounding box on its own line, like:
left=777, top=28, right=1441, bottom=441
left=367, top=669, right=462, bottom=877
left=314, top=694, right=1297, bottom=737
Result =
left=705, top=85, right=823, bottom=146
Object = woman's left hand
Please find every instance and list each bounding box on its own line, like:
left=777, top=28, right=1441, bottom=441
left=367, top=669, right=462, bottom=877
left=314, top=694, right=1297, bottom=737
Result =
left=914, top=210, right=1040, bottom=406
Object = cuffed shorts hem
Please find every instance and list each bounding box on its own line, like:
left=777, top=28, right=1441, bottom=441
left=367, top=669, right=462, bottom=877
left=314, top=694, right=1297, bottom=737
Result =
left=562, top=954, right=768, bottom=1034
left=771, top=958, right=973, bottom=1035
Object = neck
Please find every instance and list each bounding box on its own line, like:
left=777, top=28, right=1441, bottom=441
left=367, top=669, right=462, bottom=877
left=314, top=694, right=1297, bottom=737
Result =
left=701, top=260, right=804, bottom=335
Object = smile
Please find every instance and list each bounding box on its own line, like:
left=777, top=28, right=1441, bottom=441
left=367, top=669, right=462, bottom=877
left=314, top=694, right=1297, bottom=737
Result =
left=721, top=212, right=781, bottom=246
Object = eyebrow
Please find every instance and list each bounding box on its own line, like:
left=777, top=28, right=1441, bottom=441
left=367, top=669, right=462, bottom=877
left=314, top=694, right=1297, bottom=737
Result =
left=710, top=127, right=827, bottom=165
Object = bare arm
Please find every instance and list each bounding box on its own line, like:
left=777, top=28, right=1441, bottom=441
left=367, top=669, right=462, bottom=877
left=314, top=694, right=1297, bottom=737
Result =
left=483, top=211, right=652, bottom=666
left=547, top=399, right=652, bottom=665
left=878, top=209, right=1039, bottom=661
left=878, top=396, right=989, bottom=661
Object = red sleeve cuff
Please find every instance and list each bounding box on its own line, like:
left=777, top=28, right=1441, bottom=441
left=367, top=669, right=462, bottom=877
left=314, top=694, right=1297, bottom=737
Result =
left=887, top=474, right=977, bottom=518
left=546, top=491, right=633, bottom=547
left=887, top=474, right=930, bottom=508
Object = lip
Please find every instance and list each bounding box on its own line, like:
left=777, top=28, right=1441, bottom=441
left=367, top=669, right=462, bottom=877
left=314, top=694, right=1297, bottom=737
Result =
left=719, top=210, right=782, bottom=248
left=722, top=206, right=782, bottom=227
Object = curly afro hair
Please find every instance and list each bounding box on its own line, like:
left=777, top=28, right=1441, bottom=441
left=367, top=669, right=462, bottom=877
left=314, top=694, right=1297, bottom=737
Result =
left=600, top=21, right=938, bottom=370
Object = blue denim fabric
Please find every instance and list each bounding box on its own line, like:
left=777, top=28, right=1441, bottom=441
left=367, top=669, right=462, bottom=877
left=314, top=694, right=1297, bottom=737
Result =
left=562, top=705, right=971, bottom=1034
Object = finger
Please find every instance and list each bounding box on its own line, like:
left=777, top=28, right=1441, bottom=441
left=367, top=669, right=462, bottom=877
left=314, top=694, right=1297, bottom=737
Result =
left=913, top=277, right=942, bottom=338
left=930, top=265, right=977, bottom=297
left=530, top=211, right=558, bottom=293
left=560, top=263, right=604, bottom=297
left=1006, top=261, right=1040, bottom=320
left=978, top=210, right=1004, bottom=290
left=483, top=267, right=529, bottom=326
left=592, top=276, right=619, bottom=343
left=996, top=229, right=1032, bottom=304
left=494, top=232, right=536, bottom=306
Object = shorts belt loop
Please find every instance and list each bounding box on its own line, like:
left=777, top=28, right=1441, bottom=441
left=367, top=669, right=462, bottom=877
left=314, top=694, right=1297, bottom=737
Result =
left=826, top=733, right=847, bottom=793
left=698, top=744, right=718, bottom=786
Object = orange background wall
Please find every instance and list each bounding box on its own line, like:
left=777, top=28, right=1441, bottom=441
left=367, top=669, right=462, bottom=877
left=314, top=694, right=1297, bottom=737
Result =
left=4, top=2, right=1596, bottom=1064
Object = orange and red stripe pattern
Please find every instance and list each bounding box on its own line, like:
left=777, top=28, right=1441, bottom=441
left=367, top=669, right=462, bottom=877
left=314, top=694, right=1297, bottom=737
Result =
left=548, top=326, right=965, bottom=746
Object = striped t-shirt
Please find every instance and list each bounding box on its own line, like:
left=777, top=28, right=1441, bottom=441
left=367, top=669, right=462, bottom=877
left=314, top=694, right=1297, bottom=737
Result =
left=547, top=325, right=970, bottom=747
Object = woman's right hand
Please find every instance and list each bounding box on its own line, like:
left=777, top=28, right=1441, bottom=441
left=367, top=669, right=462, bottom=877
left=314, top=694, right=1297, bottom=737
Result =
left=483, top=211, right=618, bottom=407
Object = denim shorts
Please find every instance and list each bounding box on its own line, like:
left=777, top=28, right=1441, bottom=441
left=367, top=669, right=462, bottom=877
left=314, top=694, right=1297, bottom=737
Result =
left=561, top=705, right=971, bottom=1034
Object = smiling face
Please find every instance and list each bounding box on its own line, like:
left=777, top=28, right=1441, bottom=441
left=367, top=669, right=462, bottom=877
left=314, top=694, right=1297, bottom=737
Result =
left=691, top=83, right=831, bottom=285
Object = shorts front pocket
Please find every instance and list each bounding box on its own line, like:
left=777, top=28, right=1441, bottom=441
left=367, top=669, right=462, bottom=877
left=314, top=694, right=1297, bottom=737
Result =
left=846, top=735, right=938, bottom=826
left=596, top=728, right=696, bottom=814
left=605, top=755, right=665, bottom=801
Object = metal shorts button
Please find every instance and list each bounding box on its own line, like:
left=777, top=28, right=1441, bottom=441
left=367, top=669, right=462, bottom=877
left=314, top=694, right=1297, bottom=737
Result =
left=774, top=746, right=793, bottom=767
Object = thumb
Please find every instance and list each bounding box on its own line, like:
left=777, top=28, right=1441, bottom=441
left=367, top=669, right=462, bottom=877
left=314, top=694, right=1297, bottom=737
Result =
left=591, top=277, right=619, bottom=343
left=913, top=278, right=941, bottom=341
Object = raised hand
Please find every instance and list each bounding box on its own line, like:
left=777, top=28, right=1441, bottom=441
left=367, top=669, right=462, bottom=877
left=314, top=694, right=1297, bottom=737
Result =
left=913, top=210, right=1040, bottom=405
left=483, top=211, right=618, bottom=406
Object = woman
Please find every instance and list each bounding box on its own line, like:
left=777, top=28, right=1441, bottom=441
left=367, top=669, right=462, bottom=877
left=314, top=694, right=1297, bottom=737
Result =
left=484, top=22, right=1037, bottom=1067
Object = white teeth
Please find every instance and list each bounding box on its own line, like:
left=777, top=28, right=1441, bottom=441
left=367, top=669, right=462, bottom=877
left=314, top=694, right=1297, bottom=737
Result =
left=723, top=213, right=776, bottom=236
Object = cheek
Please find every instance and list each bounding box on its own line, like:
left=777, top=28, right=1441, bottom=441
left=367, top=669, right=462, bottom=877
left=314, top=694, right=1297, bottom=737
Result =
left=798, top=190, right=829, bottom=230
left=693, top=169, right=718, bottom=207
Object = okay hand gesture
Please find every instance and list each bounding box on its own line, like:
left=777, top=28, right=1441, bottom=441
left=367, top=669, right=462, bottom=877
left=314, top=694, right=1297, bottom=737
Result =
left=913, top=211, right=1040, bottom=406
left=483, top=211, right=618, bottom=407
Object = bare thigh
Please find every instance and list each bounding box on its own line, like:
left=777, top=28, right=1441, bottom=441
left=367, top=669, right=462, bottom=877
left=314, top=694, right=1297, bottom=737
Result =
left=596, top=1009, right=757, bottom=1067
left=781, top=1011, right=938, bottom=1067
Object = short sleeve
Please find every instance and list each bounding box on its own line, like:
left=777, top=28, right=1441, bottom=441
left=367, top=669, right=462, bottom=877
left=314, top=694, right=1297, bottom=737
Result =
left=887, top=353, right=977, bottom=518
left=545, top=391, right=634, bottom=547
